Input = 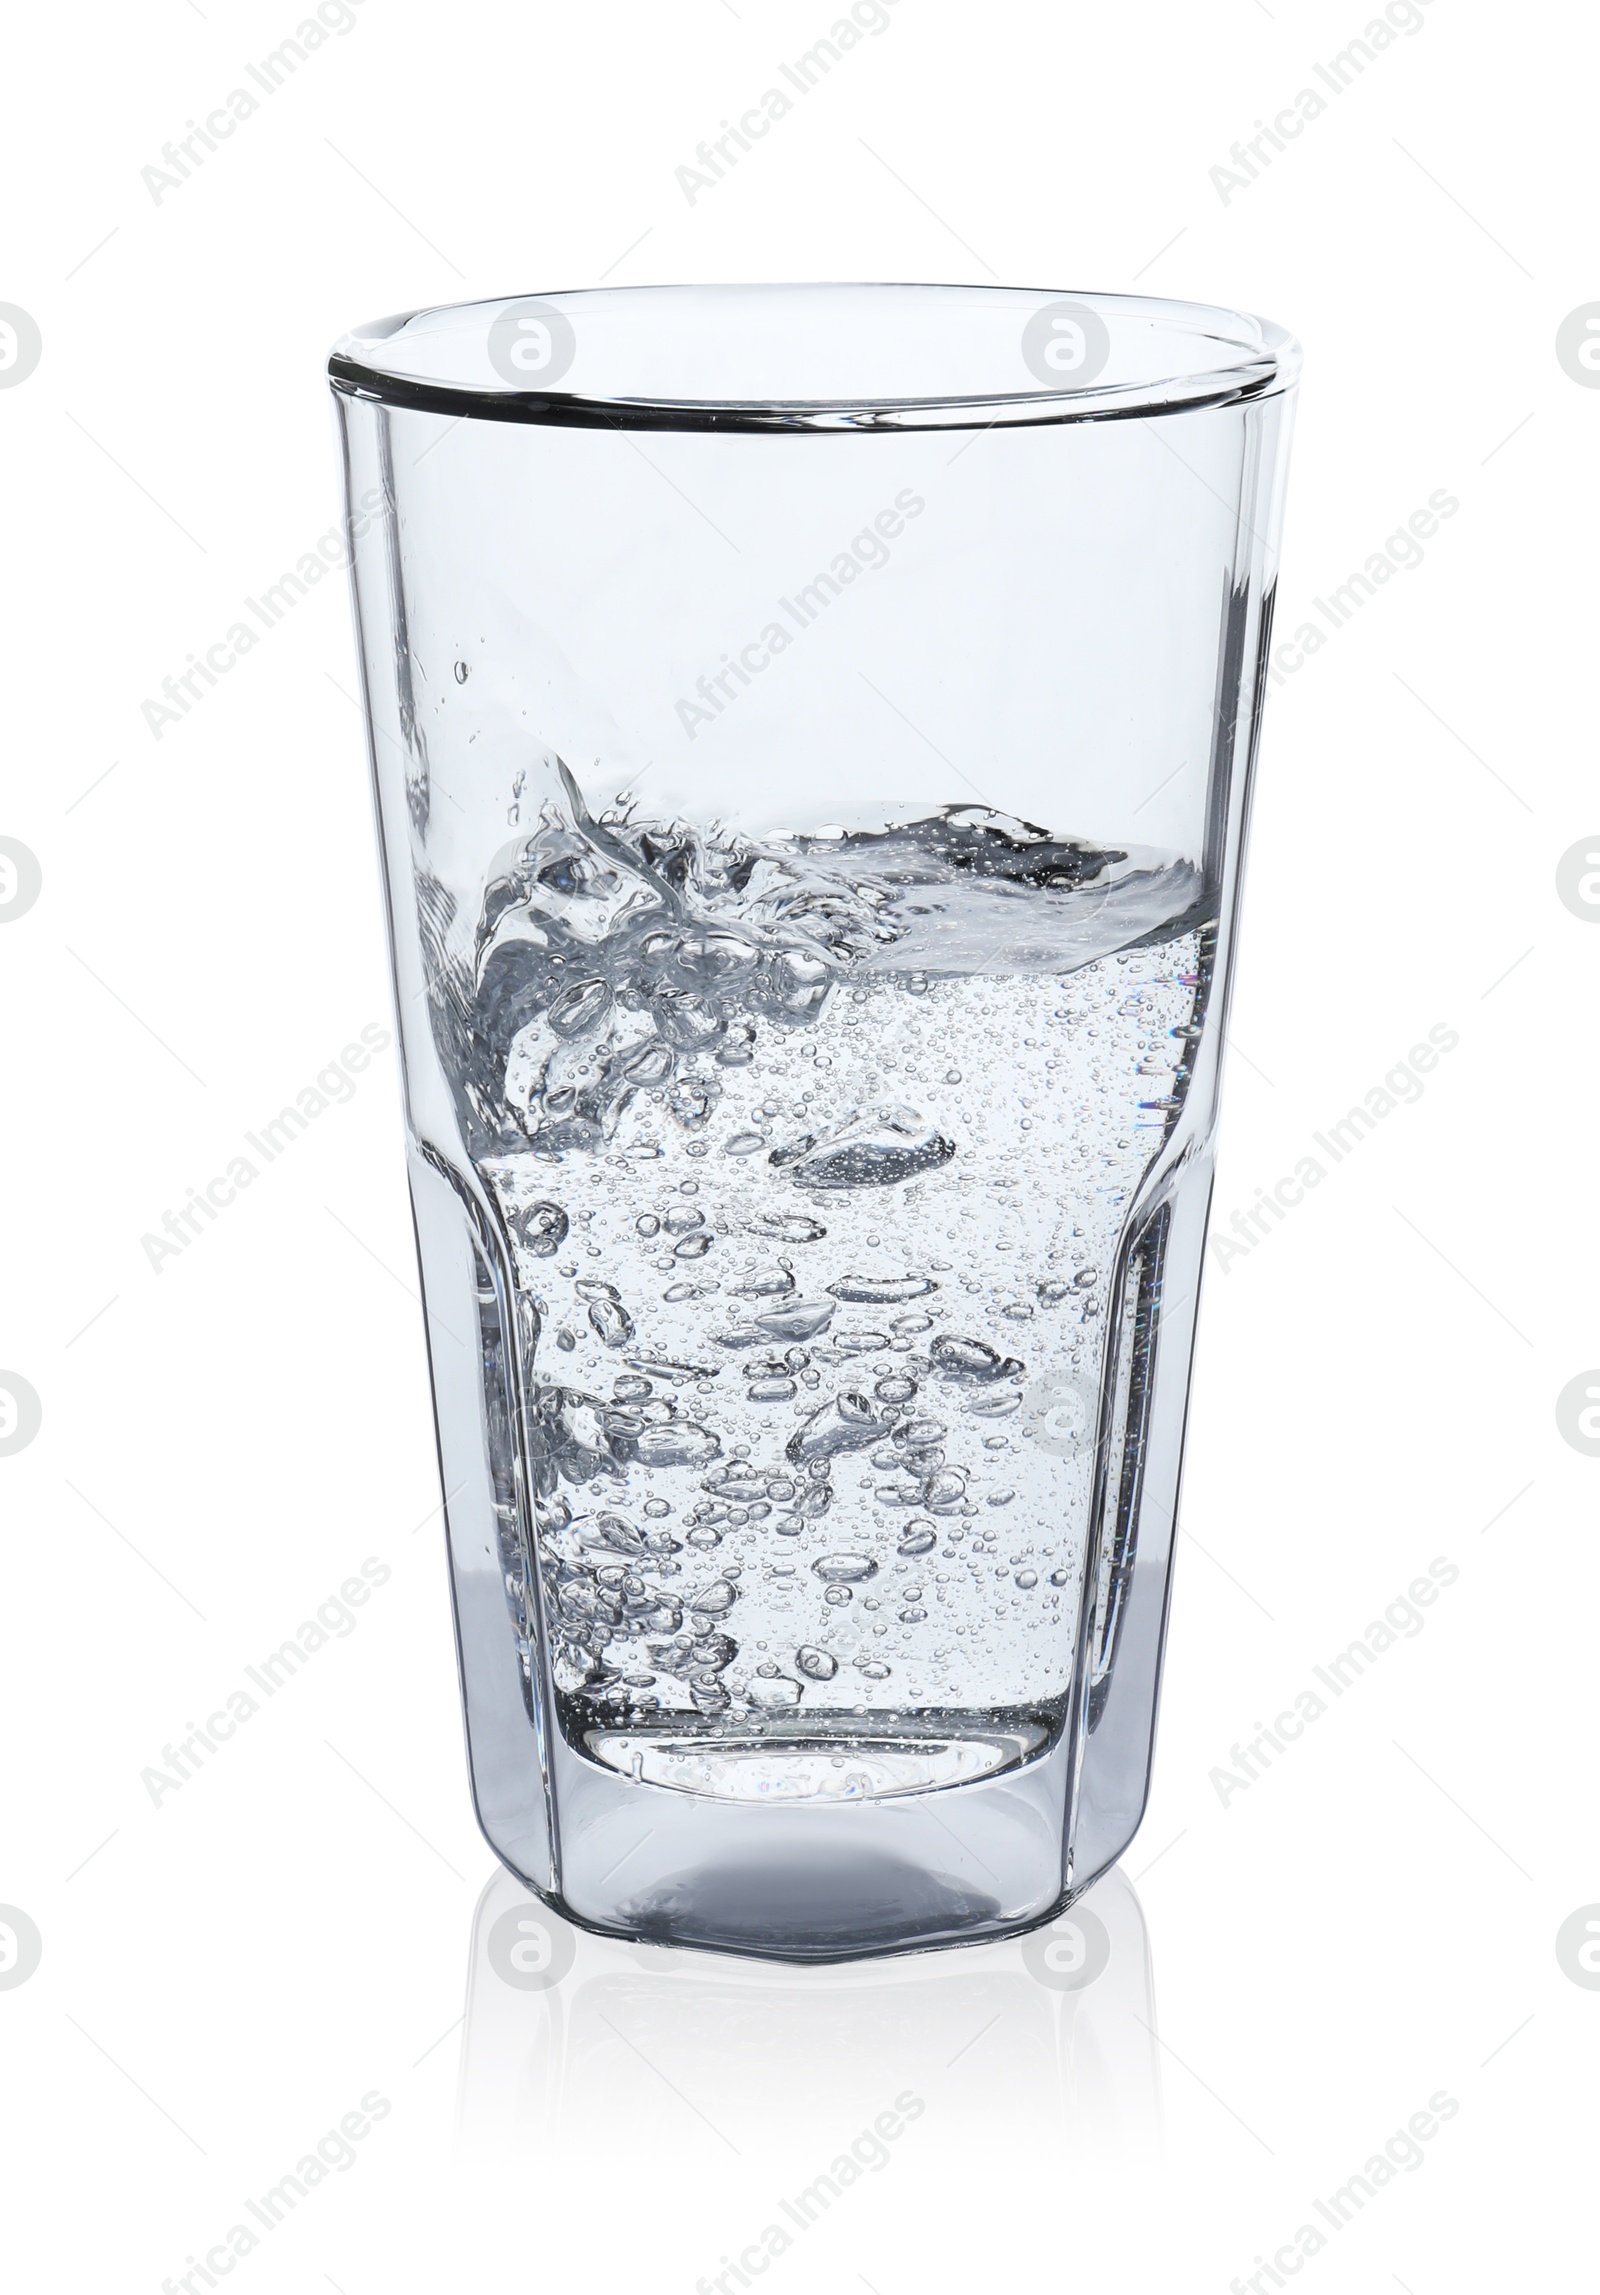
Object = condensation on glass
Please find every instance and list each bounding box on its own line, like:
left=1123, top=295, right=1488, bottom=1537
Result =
left=330, top=284, right=1298, bottom=1961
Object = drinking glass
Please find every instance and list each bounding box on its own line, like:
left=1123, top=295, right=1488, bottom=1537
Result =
left=330, top=283, right=1297, bottom=1960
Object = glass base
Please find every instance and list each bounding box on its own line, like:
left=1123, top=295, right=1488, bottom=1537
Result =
left=520, top=1725, right=1079, bottom=1962
left=582, top=1717, right=1051, bottom=1803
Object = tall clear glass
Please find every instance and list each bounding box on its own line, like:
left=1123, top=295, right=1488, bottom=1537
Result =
left=330, top=284, right=1298, bottom=1961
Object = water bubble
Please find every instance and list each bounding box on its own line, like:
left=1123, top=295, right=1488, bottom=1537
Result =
left=731, top=1268, right=795, bottom=1299
left=454, top=660, right=470, bottom=683
left=895, top=1416, right=947, bottom=1450
left=620, top=1042, right=674, bottom=1085
left=687, top=1579, right=737, bottom=1615
left=549, top=977, right=612, bottom=1038
left=967, top=1388, right=1022, bottom=1419
left=635, top=1214, right=660, bottom=1238
left=771, top=1106, right=955, bottom=1190
left=674, top=1233, right=713, bottom=1260
left=611, top=1419, right=720, bottom=1468
left=588, top=1297, right=635, bottom=1347
left=874, top=1374, right=918, bottom=1405
left=931, top=1335, right=1024, bottom=1382
left=755, top=1299, right=835, bottom=1342
left=812, top=1554, right=878, bottom=1584
left=724, top=1132, right=766, bottom=1157
left=748, top=1214, right=827, bottom=1245
left=897, top=1524, right=937, bottom=1556
left=625, top=1351, right=720, bottom=1386
left=510, top=1200, right=569, bottom=1258
left=796, top=1645, right=838, bottom=1681
left=787, top=1392, right=884, bottom=1463
left=749, top=1675, right=803, bottom=1710
left=828, top=1273, right=938, bottom=1304
left=1014, top=1567, right=1037, bottom=1588
left=664, top=1206, right=705, bottom=1235
left=824, top=1585, right=853, bottom=1606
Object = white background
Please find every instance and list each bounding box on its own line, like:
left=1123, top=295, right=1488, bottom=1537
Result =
left=1, top=1, right=1594, bottom=2287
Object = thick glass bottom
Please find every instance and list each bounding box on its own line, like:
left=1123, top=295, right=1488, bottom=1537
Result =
left=533, top=1724, right=1077, bottom=1961
left=582, top=1714, right=1052, bottom=1802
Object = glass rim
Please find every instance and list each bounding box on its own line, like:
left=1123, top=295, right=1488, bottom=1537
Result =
left=328, top=280, right=1299, bottom=435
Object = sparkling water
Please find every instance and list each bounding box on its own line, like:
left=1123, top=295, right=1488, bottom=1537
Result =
left=430, top=774, right=1213, bottom=1801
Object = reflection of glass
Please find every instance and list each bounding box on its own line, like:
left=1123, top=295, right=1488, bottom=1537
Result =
left=333, top=284, right=1297, bottom=1958
left=458, top=1863, right=1160, bottom=2161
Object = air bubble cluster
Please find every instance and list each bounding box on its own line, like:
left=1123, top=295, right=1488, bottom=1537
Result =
left=436, top=774, right=1211, bottom=1747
